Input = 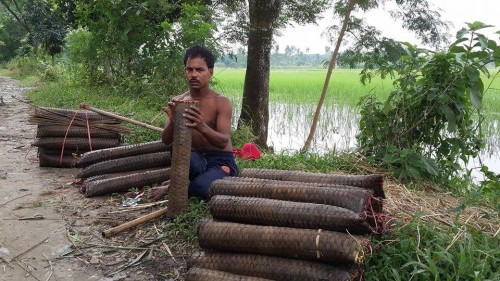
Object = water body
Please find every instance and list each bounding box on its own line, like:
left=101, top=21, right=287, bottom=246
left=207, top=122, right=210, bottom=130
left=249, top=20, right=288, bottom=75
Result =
left=232, top=101, right=500, bottom=179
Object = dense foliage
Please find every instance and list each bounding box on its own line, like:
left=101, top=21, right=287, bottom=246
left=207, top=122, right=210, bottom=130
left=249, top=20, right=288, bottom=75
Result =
left=357, top=22, right=500, bottom=196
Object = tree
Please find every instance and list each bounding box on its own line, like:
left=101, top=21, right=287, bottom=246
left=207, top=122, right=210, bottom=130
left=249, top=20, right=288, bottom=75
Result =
left=0, top=7, right=27, bottom=62
left=235, top=0, right=329, bottom=147
left=302, top=0, right=450, bottom=151
left=0, top=0, right=68, bottom=63
left=356, top=22, right=500, bottom=184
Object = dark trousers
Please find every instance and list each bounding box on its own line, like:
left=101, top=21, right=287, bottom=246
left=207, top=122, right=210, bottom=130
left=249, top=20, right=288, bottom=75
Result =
left=188, top=150, right=238, bottom=199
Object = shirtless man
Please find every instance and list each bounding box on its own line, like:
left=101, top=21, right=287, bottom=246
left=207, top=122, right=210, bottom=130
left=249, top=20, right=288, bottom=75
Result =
left=148, top=45, right=238, bottom=201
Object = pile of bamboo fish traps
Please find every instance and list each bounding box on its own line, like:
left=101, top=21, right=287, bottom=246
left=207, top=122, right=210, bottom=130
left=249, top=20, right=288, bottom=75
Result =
left=29, top=107, right=126, bottom=168
left=75, top=140, right=172, bottom=198
left=186, top=168, right=386, bottom=281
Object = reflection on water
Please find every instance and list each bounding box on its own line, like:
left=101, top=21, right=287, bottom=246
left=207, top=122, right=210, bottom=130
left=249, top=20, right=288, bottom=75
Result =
left=231, top=101, right=500, bottom=176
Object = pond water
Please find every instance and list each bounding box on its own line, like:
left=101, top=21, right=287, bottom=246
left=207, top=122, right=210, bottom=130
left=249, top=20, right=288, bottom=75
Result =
left=232, top=101, right=500, bottom=180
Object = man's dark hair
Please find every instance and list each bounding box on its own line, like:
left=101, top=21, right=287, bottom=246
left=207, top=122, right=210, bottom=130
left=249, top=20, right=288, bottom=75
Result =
left=184, top=45, right=215, bottom=69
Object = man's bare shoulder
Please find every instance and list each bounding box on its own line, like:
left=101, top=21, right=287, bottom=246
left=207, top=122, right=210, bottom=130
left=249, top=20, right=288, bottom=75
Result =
left=212, top=91, right=231, bottom=105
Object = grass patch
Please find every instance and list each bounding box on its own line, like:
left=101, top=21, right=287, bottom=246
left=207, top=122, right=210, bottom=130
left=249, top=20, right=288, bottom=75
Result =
left=365, top=216, right=500, bottom=280
left=161, top=198, right=210, bottom=247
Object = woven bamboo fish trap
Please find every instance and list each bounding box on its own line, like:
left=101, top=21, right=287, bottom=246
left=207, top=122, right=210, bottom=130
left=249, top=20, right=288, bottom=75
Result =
left=76, top=151, right=171, bottom=179
left=29, top=107, right=129, bottom=133
left=33, top=107, right=120, bottom=122
left=77, top=140, right=170, bottom=167
left=32, top=137, right=120, bottom=150
left=38, top=147, right=90, bottom=156
left=198, top=219, right=370, bottom=264
left=188, top=250, right=361, bottom=281
left=38, top=153, right=79, bottom=168
left=239, top=168, right=385, bottom=198
left=210, top=177, right=381, bottom=214
left=84, top=167, right=168, bottom=184
left=209, top=195, right=375, bottom=234
left=185, top=267, right=273, bottom=281
left=84, top=167, right=171, bottom=197
left=168, top=101, right=196, bottom=216
left=36, top=125, right=121, bottom=139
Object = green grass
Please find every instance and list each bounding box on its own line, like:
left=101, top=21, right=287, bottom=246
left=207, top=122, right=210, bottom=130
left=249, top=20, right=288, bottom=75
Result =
left=365, top=216, right=500, bottom=281
left=213, top=68, right=394, bottom=106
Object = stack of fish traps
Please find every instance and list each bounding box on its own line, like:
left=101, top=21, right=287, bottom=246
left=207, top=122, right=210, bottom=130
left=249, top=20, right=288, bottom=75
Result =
left=186, top=168, right=386, bottom=281
left=75, top=140, right=172, bottom=198
left=29, top=107, right=125, bottom=168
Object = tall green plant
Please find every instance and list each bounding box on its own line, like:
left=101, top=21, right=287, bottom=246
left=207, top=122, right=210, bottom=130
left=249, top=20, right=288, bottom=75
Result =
left=357, top=22, right=500, bottom=184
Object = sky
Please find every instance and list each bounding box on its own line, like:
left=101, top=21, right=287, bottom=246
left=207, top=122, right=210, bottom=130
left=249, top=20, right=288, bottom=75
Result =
left=275, top=0, right=500, bottom=54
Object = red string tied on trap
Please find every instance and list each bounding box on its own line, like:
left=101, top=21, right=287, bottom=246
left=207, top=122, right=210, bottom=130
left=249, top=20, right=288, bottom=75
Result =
left=60, top=112, right=78, bottom=166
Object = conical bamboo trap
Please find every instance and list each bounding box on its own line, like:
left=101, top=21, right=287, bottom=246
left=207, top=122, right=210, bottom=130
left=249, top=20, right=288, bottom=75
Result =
left=187, top=250, right=361, bottom=281
left=185, top=267, right=273, bottom=281
left=210, top=177, right=381, bottom=214
left=38, top=152, right=80, bottom=168
left=77, top=140, right=170, bottom=167
left=83, top=167, right=168, bottom=184
left=239, top=168, right=385, bottom=198
left=168, top=101, right=196, bottom=216
left=209, top=195, right=375, bottom=234
left=84, top=167, right=171, bottom=197
left=29, top=107, right=129, bottom=133
left=198, top=219, right=370, bottom=264
left=36, top=125, right=121, bottom=139
left=32, top=137, right=120, bottom=150
left=76, top=151, right=171, bottom=179
left=37, top=147, right=90, bottom=156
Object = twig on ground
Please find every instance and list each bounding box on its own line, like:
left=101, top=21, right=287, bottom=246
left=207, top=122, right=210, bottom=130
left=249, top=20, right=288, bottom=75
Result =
left=107, top=249, right=151, bottom=276
left=16, top=260, right=41, bottom=281
left=67, top=230, right=151, bottom=251
left=154, top=224, right=176, bottom=262
left=42, top=254, right=53, bottom=281
left=9, top=237, right=49, bottom=262
left=0, top=256, right=13, bottom=269
left=0, top=193, right=32, bottom=206
left=108, top=200, right=168, bottom=214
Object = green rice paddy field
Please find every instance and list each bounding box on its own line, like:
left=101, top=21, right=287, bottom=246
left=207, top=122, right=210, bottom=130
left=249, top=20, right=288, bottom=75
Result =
left=212, top=68, right=500, bottom=113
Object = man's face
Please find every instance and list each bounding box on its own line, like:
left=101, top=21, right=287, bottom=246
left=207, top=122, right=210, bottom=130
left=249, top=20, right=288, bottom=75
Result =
left=185, top=56, right=213, bottom=90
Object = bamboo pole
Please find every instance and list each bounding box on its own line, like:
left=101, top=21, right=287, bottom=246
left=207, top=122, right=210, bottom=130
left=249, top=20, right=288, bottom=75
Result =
left=80, top=103, right=163, bottom=132
left=102, top=207, right=170, bottom=238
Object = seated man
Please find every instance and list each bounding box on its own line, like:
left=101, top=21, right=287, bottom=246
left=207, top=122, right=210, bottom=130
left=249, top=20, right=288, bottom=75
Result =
left=148, top=45, right=238, bottom=201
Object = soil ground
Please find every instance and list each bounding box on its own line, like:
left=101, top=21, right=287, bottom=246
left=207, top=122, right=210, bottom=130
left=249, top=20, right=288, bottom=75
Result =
left=0, top=76, right=188, bottom=281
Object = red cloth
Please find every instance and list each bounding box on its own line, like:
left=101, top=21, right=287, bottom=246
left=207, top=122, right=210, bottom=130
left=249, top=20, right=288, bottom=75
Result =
left=240, top=142, right=261, bottom=160
left=233, top=142, right=261, bottom=160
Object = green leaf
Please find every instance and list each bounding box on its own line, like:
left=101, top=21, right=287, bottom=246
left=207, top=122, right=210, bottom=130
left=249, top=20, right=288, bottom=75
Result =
left=467, top=21, right=494, bottom=31
left=456, top=28, right=468, bottom=39
left=408, top=167, right=422, bottom=179
left=449, top=45, right=466, bottom=54
left=466, top=68, right=480, bottom=83
left=440, top=105, right=457, bottom=132
left=421, top=156, right=439, bottom=176
left=477, top=34, right=489, bottom=49
left=494, top=48, right=500, bottom=67
left=469, top=81, right=484, bottom=109
left=487, top=39, right=498, bottom=49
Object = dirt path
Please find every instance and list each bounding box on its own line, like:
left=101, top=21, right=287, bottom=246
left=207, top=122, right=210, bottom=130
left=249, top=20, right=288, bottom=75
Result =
left=0, top=76, right=112, bottom=280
